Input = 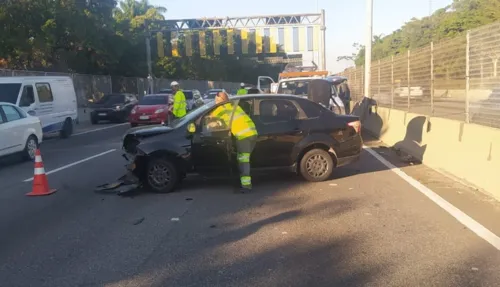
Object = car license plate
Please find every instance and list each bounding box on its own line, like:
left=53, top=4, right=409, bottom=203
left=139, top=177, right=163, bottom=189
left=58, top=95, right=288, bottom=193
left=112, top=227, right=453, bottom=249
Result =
left=139, top=115, right=150, bottom=120
left=98, top=113, right=107, bottom=116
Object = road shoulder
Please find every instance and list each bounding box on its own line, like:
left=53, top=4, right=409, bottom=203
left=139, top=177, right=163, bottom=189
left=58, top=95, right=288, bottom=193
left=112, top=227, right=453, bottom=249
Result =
left=363, top=134, right=500, bottom=240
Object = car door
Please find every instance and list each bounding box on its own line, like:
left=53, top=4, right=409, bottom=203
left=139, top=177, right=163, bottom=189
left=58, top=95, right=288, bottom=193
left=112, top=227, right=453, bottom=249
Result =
left=0, top=106, right=9, bottom=156
left=251, top=98, right=306, bottom=168
left=0, top=105, right=26, bottom=155
left=34, top=82, right=56, bottom=132
left=17, top=84, right=36, bottom=115
left=191, top=100, right=239, bottom=176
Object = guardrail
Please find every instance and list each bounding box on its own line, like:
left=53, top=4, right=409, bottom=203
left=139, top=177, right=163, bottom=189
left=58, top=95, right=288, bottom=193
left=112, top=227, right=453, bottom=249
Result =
left=338, top=21, right=500, bottom=129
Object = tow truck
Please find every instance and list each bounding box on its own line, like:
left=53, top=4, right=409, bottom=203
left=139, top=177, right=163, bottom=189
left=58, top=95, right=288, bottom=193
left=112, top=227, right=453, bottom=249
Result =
left=257, top=62, right=348, bottom=114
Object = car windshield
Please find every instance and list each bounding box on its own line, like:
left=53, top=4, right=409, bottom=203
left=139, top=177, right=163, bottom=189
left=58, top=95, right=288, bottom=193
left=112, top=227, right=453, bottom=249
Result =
left=97, top=94, right=124, bottom=104
left=138, top=95, right=168, bottom=105
left=168, top=100, right=215, bottom=128
left=277, top=80, right=311, bottom=96
left=0, top=83, right=22, bottom=104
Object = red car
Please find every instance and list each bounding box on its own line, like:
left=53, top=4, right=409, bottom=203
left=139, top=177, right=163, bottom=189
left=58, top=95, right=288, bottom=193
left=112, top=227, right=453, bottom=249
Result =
left=129, top=94, right=170, bottom=127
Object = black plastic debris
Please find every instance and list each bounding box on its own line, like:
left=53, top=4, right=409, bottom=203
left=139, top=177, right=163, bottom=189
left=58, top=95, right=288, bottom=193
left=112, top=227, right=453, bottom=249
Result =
left=133, top=217, right=145, bottom=225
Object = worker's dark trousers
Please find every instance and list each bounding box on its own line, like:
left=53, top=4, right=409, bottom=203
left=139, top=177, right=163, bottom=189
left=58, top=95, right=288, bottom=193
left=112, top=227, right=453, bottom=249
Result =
left=235, top=135, right=257, bottom=189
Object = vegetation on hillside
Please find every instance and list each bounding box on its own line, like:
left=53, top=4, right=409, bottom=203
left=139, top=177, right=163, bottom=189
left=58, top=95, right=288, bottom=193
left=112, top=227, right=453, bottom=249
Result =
left=0, top=0, right=283, bottom=82
left=339, top=0, right=500, bottom=67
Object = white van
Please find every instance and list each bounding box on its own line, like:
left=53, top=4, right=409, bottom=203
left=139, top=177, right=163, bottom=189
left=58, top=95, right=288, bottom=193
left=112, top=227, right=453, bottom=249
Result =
left=0, top=76, right=78, bottom=138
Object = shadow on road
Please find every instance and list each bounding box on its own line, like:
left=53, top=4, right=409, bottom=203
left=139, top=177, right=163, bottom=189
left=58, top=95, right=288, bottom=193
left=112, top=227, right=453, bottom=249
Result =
left=103, top=197, right=390, bottom=287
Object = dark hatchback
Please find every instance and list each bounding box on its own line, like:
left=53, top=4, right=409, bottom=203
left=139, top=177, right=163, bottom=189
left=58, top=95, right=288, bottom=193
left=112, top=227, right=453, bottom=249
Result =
left=122, top=94, right=362, bottom=193
left=90, top=93, right=138, bottom=124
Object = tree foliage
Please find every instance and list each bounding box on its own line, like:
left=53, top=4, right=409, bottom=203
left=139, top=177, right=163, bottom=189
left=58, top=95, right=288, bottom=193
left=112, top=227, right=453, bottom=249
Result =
left=0, top=0, right=282, bottom=82
left=344, top=0, right=500, bottom=67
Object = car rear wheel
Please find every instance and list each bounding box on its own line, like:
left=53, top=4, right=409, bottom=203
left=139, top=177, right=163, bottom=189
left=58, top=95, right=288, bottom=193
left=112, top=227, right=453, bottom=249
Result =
left=23, top=135, right=38, bottom=161
left=130, top=123, right=138, bottom=128
left=91, top=116, right=98, bottom=125
left=299, top=149, right=334, bottom=182
left=144, top=158, right=179, bottom=193
left=60, top=118, right=73, bottom=138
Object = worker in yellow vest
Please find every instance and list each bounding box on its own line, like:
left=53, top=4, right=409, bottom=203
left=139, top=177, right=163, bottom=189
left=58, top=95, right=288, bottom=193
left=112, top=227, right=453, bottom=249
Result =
left=170, top=81, right=187, bottom=119
left=236, top=83, right=248, bottom=95
left=208, top=92, right=258, bottom=193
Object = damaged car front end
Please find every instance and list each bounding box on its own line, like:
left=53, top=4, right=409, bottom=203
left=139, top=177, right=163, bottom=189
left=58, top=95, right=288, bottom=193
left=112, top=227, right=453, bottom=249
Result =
left=95, top=125, right=183, bottom=195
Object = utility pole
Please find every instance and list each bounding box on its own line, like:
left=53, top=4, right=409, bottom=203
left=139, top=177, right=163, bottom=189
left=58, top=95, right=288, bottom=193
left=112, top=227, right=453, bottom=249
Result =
left=364, top=0, right=373, bottom=98
left=320, top=9, right=326, bottom=71
left=145, top=20, right=154, bottom=94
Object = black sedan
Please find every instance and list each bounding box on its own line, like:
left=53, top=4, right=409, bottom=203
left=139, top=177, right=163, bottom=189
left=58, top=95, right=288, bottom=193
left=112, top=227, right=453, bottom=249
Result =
left=122, top=94, right=362, bottom=193
left=90, top=93, right=138, bottom=124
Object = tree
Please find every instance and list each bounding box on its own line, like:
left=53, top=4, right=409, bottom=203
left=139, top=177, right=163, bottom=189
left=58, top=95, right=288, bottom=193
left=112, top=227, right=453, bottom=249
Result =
left=350, top=0, right=500, bottom=63
left=0, top=0, right=282, bottom=84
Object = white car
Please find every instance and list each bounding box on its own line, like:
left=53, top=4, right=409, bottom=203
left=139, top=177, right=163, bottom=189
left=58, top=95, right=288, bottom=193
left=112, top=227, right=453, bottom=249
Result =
left=0, top=102, right=43, bottom=161
left=0, top=76, right=78, bottom=138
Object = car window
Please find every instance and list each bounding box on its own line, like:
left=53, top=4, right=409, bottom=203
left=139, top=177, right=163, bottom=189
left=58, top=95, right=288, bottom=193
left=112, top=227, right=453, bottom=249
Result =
left=125, top=95, right=137, bottom=102
left=299, top=99, right=323, bottom=118
left=277, top=80, right=310, bottom=96
left=159, top=89, right=173, bottom=94
left=139, top=95, right=168, bottom=105
left=19, top=85, right=35, bottom=107
left=199, top=100, right=242, bottom=133
left=184, top=91, right=193, bottom=100
left=205, top=91, right=220, bottom=99
left=0, top=83, right=22, bottom=104
left=258, top=99, right=299, bottom=123
left=97, top=94, right=125, bottom=104
left=2, top=105, right=22, bottom=122
left=36, top=83, right=54, bottom=103
left=238, top=99, right=253, bottom=117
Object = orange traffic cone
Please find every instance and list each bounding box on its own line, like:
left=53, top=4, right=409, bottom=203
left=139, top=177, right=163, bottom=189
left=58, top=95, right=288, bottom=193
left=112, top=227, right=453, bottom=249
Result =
left=26, top=149, right=57, bottom=196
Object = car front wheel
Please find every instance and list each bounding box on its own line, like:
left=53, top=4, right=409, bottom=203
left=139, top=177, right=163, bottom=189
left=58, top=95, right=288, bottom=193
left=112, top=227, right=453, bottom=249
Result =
left=144, top=158, right=179, bottom=193
left=299, top=149, right=334, bottom=182
left=23, top=135, right=38, bottom=161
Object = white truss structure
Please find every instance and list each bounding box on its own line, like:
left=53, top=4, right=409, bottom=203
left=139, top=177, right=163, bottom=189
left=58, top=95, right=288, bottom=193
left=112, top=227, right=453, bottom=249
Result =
left=150, top=13, right=323, bottom=32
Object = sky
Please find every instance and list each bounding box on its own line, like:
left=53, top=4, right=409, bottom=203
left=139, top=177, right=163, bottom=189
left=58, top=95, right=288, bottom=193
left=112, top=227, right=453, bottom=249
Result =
left=145, top=0, right=453, bottom=73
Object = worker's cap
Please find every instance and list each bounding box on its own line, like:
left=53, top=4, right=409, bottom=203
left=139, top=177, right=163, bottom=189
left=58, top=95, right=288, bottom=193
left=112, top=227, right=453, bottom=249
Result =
left=170, top=81, right=179, bottom=87
left=240, top=82, right=245, bottom=87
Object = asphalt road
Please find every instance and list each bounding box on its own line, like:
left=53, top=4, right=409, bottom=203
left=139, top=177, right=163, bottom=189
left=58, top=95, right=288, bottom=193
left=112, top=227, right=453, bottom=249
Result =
left=0, top=123, right=499, bottom=287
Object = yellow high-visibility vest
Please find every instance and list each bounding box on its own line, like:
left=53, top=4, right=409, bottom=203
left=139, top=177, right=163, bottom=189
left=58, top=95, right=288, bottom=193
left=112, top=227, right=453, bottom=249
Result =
left=236, top=88, right=248, bottom=95
left=172, top=90, right=187, bottom=118
left=211, top=103, right=257, bottom=140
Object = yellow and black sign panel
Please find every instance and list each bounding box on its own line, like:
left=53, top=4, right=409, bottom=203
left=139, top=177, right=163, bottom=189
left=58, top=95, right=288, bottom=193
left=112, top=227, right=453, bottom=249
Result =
left=158, top=26, right=320, bottom=58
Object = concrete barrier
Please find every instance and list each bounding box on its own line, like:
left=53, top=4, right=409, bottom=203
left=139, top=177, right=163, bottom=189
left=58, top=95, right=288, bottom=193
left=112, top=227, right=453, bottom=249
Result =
left=353, top=99, right=500, bottom=201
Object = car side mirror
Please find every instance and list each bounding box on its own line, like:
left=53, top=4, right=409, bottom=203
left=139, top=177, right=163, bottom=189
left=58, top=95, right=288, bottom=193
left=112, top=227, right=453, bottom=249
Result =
left=27, top=110, right=36, bottom=116
left=187, top=123, right=196, bottom=133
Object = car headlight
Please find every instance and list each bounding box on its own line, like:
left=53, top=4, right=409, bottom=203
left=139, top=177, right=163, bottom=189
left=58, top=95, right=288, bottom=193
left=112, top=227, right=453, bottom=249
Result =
left=155, top=109, right=164, bottom=114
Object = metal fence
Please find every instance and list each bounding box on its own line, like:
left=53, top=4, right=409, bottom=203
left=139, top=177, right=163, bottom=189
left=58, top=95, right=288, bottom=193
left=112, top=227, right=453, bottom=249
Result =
left=338, top=21, right=500, bottom=129
left=0, top=69, right=242, bottom=108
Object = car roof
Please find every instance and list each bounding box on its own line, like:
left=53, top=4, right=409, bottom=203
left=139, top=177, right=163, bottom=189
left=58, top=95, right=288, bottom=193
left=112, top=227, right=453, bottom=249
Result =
left=231, top=94, right=308, bottom=101
left=0, top=76, right=72, bottom=84
left=144, top=94, right=169, bottom=97
left=0, top=102, right=16, bottom=106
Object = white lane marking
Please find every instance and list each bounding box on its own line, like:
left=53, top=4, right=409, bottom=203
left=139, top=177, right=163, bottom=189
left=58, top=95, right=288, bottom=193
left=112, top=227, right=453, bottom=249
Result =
left=73, top=123, right=129, bottom=136
left=363, top=146, right=500, bottom=251
left=23, top=149, right=116, bottom=182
